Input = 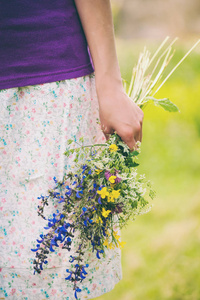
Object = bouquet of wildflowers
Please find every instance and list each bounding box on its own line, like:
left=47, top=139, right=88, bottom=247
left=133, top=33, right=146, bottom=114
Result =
left=31, top=37, right=199, bottom=299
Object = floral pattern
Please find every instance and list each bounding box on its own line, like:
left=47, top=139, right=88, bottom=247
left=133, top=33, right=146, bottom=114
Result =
left=0, top=73, right=122, bottom=299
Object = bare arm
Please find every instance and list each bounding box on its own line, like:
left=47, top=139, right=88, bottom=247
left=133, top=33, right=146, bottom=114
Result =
left=74, top=0, right=143, bottom=149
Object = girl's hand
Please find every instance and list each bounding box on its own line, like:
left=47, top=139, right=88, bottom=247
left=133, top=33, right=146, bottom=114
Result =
left=96, top=77, right=144, bottom=150
left=74, top=0, right=143, bottom=150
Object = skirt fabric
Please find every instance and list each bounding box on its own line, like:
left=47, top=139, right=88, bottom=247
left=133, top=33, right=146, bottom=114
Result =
left=0, top=73, right=122, bottom=300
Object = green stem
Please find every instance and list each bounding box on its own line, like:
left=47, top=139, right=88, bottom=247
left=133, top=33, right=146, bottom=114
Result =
left=153, top=39, right=200, bottom=96
left=78, top=143, right=107, bottom=149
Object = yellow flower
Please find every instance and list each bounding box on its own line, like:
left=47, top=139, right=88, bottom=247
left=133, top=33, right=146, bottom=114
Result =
left=97, top=187, right=109, bottom=199
left=118, top=241, right=126, bottom=248
left=109, top=144, right=118, bottom=152
left=113, top=231, right=120, bottom=241
left=96, top=216, right=103, bottom=224
left=95, top=169, right=102, bottom=174
left=108, top=243, right=115, bottom=249
left=103, top=239, right=114, bottom=249
left=102, top=207, right=111, bottom=218
left=108, top=175, right=117, bottom=184
left=107, top=195, right=114, bottom=202
left=111, top=189, right=121, bottom=199
left=103, top=238, right=109, bottom=247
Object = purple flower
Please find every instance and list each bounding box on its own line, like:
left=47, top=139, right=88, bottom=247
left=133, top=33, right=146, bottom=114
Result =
left=104, top=171, right=111, bottom=180
left=105, top=170, right=121, bottom=183
left=114, top=203, right=124, bottom=213
left=115, top=177, right=121, bottom=183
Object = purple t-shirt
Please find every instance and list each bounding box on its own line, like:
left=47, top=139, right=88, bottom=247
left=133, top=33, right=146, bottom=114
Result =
left=0, top=0, right=94, bottom=90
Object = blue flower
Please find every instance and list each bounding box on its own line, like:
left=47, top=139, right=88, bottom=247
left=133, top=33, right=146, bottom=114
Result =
left=76, top=190, right=83, bottom=198
left=92, top=205, right=97, bottom=211
left=98, top=197, right=102, bottom=204
left=65, top=274, right=72, bottom=280
left=81, top=175, right=86, bottom=183
left=58, top=196, right=65, bottom=203
left=69, top=255, right=75, bottom=263
left=36, top=234, right=44, bottom=243
left=81, top=265, right=89, bottom=275
left=98, top=238, right=101, bottom=246
left=80, top=273, right=86, bottom=279
left=36, top=238, right=44, bottom=243
left=37, top=195, right=45, bottom=200
left=74, top=288, right=81, bottom=299
left=53, top=192, right=60, bottom=197
left=81, top=165, right=87, bottom=174
left=96, top=249, right=104, bottom=259
left=49, top=242, right=56, bottom=252
left=31, top=244, right=40, bottom=252
left=102, top=227, right=106, bottom=236
left=91, top=241, right=95, bottom=252
left=65, top=188, right=72, bottom=196
left=65, top=222, right=71, bottom=228
left=65, top=269, right=72, bottom=281
left=40, top=262, right=44, bottom=270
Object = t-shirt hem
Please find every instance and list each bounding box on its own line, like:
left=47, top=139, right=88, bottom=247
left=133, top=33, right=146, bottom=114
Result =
left=0, top=64, right=94, bottom=90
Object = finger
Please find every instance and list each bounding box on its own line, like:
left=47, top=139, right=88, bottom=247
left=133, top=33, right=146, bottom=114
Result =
left=122, top=136, right=137, bottom=151
left=140, top=124, right=143, bottom=143
left=135, top=126, right=142, bottom=143
left=128, top=139, right=137, bottom=152
left=139, top=112, right=143, bottom=143
left=101, top=124, right=114, bottom=140
left=105, top=133, right=111, bottom=141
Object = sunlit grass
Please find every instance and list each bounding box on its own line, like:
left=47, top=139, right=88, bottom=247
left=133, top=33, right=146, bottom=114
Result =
left=96, top=39, right=200, bottom=300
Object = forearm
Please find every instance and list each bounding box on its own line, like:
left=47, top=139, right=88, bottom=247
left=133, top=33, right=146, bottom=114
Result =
left=74, top=0, right=123, bottom=92
left=74, top=0, right=143, bottom=150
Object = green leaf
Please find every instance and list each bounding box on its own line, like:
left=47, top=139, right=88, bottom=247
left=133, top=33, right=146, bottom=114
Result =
left=130, top=150, right=140, bottom=157
left=149, top=189, right=156, bottom=200
left=67, top=139, right=73, bottom=145
left=131, top=161, right=139, bottom=167
left=154, top=98, right=179, bottom=112
left=64, top=150, right=70, bottom=157
left=79, top=137, right=84, bottom=143
left=131, top=201, right=138, bottom=209
left=146, top=97, right=179, bottom=112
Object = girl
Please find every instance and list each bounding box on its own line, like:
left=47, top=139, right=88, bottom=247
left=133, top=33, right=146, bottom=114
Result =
left=0, top=0, right=143, bottom=299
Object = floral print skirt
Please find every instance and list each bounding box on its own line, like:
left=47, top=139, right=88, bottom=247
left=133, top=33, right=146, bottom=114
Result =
left=0, top=73, right=122, bottom=300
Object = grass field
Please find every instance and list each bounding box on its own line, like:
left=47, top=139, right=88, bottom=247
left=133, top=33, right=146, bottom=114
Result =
left=96, top=38, right=200, bottom=300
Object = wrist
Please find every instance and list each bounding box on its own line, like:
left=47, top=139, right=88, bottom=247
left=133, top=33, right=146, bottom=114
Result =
left=95, top=72, right=124, bottom=97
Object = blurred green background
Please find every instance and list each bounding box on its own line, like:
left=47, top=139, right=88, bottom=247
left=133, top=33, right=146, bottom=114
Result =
left=97, top=2, right=200, bottom=299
